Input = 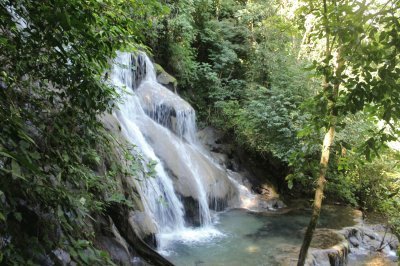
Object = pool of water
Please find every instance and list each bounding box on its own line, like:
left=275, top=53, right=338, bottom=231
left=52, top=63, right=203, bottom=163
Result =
left=161, top=205, right=357, bottom=266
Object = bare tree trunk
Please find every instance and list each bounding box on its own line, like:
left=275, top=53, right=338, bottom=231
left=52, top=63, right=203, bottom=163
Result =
left=297, top=126, right=335, bottom=265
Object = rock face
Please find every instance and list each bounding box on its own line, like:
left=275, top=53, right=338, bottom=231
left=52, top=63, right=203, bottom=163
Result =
left=97, top=114, right=173, bottom=266
left=197, top=126, right=286, bottom=212
left=133, top=111, right=239, bottom=222
left=155, top=63, right=177, bottom=93
left=133, top=74, right=242, bottom=225
left=197, top=126, right=279, bottom=188
left=197, top=127, right=234, bottom=158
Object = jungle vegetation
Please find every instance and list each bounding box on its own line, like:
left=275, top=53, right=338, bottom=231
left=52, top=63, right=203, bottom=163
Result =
left=0, top=0, right=399, bottom=264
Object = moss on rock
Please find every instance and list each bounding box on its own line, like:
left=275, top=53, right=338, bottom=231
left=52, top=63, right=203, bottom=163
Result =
left=154, top=63, right=178, bottom=92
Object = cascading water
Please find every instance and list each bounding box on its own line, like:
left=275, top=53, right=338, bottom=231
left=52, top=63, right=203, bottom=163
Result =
left=111, top=52, right=185, bottom=234
left=135, top=55, right=213, bottom=226
left=110, top=51, right=258, bottom=253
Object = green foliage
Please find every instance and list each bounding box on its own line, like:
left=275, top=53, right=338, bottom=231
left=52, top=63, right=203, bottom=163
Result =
left=289, top=1, right=400, bottom=248
left=151, top=0, right=400, bottom=235
left=296, top=0, right=400, bottom=145
left=333, top=148, right=400, bottom=240
left=150, top=0, right=400, bottom=252
left=148, top=0, right=198, bottom=86
left=0, top=0, right=163, bottom=264
left=2, top=0, right=397, bottom=263
left=151, top=0, right=313, bottom=162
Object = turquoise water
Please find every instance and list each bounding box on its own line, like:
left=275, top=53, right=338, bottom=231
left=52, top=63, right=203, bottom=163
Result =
left=164, top=206, right=357, bottom=266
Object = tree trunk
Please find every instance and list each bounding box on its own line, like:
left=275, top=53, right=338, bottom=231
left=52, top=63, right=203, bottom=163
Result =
left=296, top=1, right=344, bottom=264
left=297, top=126, right=335, bottom=265
left=297, top=57, right=343, bottom=265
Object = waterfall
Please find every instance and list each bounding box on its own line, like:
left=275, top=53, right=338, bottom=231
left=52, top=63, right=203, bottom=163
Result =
left=135, top=55, right=213, bottom=226
left=110, top=51, right=258, bottom=252
left=111, top=52, right=185, bottom=234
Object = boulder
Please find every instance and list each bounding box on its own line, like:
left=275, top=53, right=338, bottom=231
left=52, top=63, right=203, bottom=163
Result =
left=340, top=224, right=399, bottom=264
left=154, top=63, right=177, bottom=93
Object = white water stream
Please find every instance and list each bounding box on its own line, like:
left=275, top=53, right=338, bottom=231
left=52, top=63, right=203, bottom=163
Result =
left=110, top=52, right=256, bottom=252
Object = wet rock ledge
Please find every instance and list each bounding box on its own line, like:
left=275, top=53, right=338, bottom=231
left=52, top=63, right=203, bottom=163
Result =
left=281, top=211, right=399, bottom=266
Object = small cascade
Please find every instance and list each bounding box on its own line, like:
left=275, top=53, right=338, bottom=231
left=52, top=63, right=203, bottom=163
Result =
left=110, top=51, right=259, bottom=252
left=135, top=57, right=197, bottom=144
left=113, top=52, right=147, bottom=90
left=227, top=170, right=259, bottom=211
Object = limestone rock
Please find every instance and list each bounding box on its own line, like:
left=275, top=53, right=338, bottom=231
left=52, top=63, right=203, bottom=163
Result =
left=138, top=118, right=239, bottom=207
left=340, top=224, right=399, bottom=264
left=129, top=211, right=158, bottom=240
left=154, top=63, right=177, bottom=93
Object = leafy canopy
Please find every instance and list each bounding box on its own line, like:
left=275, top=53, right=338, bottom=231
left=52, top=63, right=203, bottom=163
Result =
left=0, top=0, right=164, bottom=264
